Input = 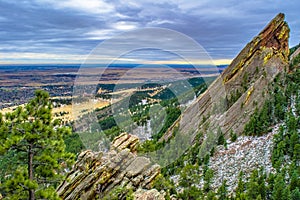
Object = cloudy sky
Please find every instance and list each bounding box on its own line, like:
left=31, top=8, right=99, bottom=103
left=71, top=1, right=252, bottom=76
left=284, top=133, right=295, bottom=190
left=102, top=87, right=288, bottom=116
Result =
left=0, top=0, right=299, bottom=64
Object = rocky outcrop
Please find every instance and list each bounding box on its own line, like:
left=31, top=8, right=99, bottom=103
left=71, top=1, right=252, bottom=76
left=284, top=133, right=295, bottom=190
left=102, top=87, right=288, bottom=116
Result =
left=57, top=133, right=160, bottom=199
left=162, top=13, right=290, bottom=156
left=133, top=188, right=165, bottom=200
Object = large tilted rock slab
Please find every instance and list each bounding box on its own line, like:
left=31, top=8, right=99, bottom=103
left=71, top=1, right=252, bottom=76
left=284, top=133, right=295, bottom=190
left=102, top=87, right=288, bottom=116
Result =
left=162, top=13, right=289, bottom=151
left=57, top=133, right=160, bottom=199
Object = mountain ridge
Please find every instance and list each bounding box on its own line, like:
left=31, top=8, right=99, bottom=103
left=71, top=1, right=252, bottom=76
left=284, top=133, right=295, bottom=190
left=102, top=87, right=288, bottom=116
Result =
left=162, top=13, right=289, bottom=152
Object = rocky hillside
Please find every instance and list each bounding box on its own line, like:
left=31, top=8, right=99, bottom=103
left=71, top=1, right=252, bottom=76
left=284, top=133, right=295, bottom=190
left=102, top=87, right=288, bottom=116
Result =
left=162, top=13, right=289, bottom=152
left=56, top=13, right=299, bottom=200
left=206, top=125, right=278, bottom=191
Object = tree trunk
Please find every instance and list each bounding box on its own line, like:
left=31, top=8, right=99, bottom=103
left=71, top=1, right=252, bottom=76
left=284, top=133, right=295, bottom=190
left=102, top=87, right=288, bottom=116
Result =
left=28, top=143, right=35, bottom=200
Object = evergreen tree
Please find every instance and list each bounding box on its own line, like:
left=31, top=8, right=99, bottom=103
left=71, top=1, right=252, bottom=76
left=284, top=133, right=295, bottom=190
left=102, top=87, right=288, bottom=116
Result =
left=293, top=144, right=300, bottom=161
left=289, top=131, right=299, bottom=157
left=246, top=170, right=260, bottom=199
left=266, top=173, right=275, bottom=199
left=272, top=173, right=286, bottom=200
left=290, top=170, right=299, bottom=191
left=217, top=127, right=225, bottom=146
left=178, top=186, right=202, bottom=200
left=230, top=130, right=237, bottom=142
left=217, top=180, right=228, bottom=200
left=206, top=190, right=217, bottom=200
left=203, top=168, right=214, bottom=192
left=257, top=169, right=266, bottom=199
left=235, top=172, right=246, bottom=199
left=286, top=112, right=297, bottom=132
left=291, top=188, right=300, bottom=200
left=0, top=90, right=75, bottom=199
left=179, top=164, right=200, bottom=188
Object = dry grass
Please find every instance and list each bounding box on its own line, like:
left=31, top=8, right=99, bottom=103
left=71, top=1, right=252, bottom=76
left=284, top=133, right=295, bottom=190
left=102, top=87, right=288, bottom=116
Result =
left=54, top=99, right=110, bottom=122
left=0, top=99, right=110, bottom=123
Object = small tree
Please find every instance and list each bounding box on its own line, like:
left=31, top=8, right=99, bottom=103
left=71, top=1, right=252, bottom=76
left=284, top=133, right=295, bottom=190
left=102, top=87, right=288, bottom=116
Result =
left=203, top=168, right=214, bottom=192
left=0, top=90, right=75, bottom=199
left=217, top=127, right=225, bottom=146
left=230, top=129, right=237, bottom=142
left=179, top=164, right=200, bottom=188
left=217, top=180, right=228, bottom=200
left=246, top=170, right=260, bottom=199
left=272, top=173, right=286, bottom=200
left=291, top=188, right=300, bottom=200
left=235, top=171, right=245, bottom=199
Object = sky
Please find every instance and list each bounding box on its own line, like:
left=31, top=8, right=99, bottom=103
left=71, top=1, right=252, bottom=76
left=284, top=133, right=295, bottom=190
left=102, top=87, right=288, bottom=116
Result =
left=0, top=0, right=299, bottom=65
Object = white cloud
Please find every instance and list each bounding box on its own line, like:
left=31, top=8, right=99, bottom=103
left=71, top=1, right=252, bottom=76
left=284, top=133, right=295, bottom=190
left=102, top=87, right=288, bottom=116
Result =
left=148, top=19, right=175, bottom=26
left=39, top=0, right=115, bottom=14
left=85, top=29, right=117, bottom=40
left=112, top=21, right=138, bottom=31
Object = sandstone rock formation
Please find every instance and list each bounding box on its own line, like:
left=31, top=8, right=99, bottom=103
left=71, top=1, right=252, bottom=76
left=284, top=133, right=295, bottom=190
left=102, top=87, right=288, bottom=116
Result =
left=57, top=133, right=160, bottom=199
left=162, top=13, right=290, bottom=156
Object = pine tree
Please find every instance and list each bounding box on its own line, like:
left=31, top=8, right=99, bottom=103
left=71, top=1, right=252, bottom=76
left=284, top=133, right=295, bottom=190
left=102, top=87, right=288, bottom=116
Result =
left=206, top=190, right=217, bottom=200
left=290, top=169, right=299, bottom=191
left=291, top=188, right=300, bottom=200
left=179, top=164, right=200, bottom=188
left=217, top=127, right=225, bottom=146
left=266, top=173, right=275, bottom=199
left=235, top=172, right=246, bottom=199
left=246, top=170, right=260, bottom=199
left=289, top=131, right=299, bottom=157
left=293, top=144, right=300, bottom=161
left=217, top=180, right=228, bottom=200
left=0, top=90, right=75, bottom=199
left=203, top=168, right=214, bottom=192
left=230, top=129, right=237, bottom=142
left=257, top=169, right=266, bottom=199
left=272, top=173, right=286, bottom=200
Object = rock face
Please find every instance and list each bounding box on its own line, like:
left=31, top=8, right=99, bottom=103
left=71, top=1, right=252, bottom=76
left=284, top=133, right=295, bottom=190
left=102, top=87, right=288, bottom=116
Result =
left=57, top=133, right=160, bottom=199
left=162, top=13, right=289, bottom=154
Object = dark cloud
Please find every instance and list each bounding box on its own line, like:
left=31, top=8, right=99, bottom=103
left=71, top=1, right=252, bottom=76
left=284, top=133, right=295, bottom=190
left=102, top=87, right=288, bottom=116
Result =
left=0, top=0, right=299, bottom=63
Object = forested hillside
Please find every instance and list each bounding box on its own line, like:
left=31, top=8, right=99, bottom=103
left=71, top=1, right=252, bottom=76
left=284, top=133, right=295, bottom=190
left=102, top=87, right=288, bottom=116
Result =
left=153, top=65, right=300, bottom=199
